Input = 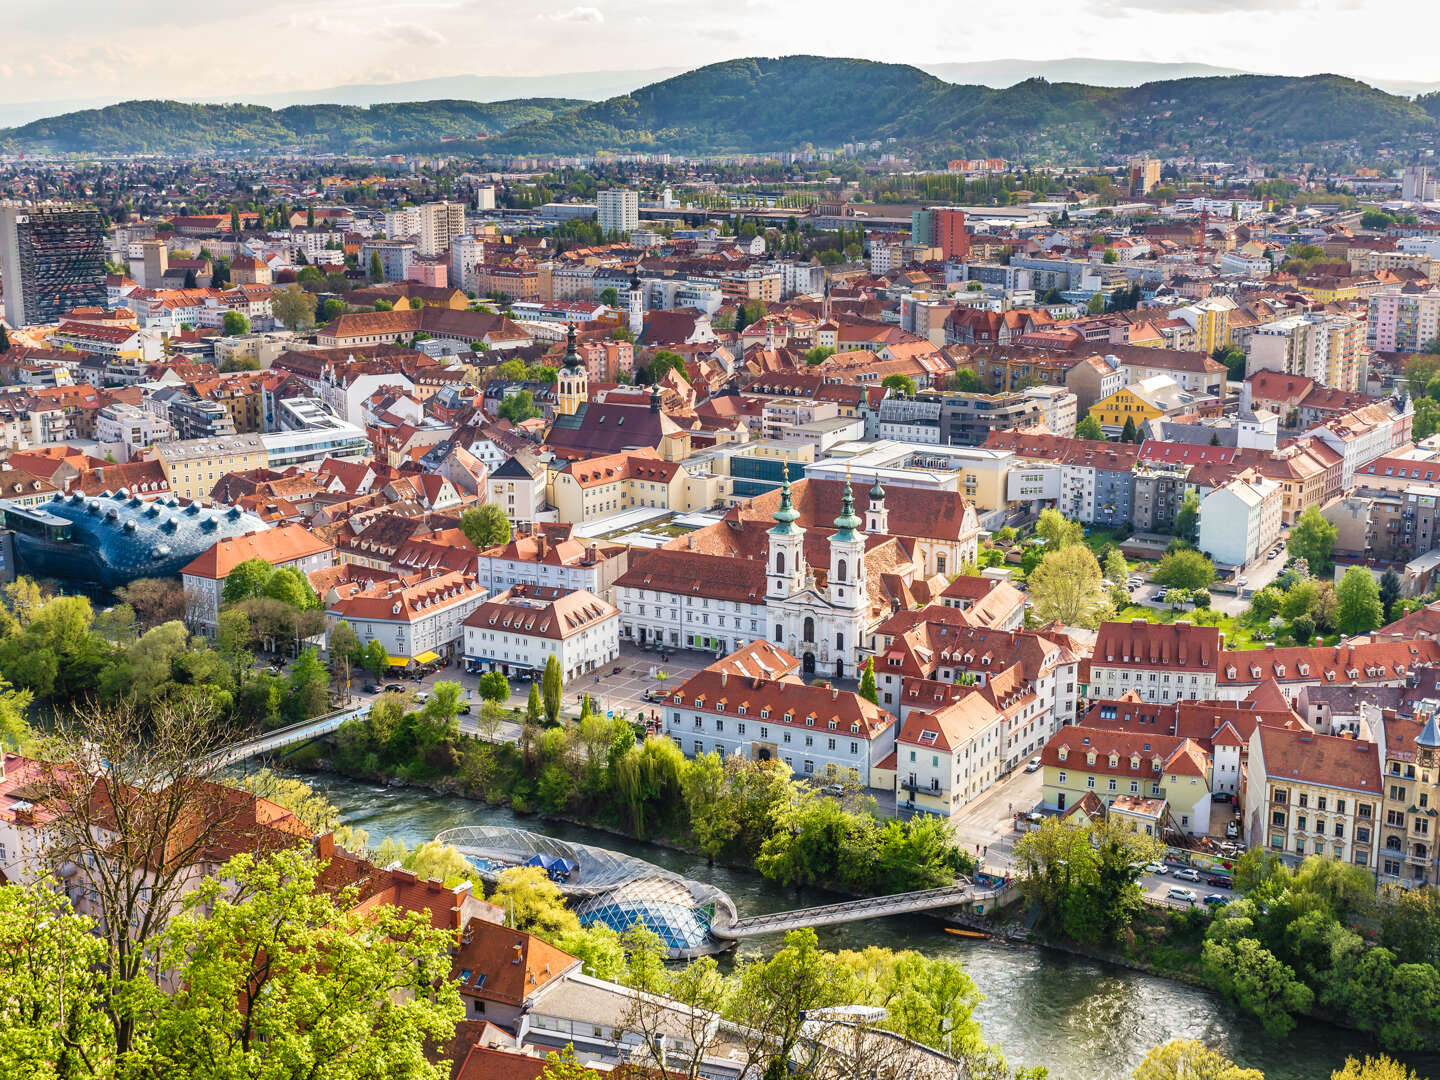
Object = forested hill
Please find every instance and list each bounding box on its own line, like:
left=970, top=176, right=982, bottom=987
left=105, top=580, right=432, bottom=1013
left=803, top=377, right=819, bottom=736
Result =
left=0, top=98, right=584, bottom=154
left=2, top=56, right=1435, bottom=158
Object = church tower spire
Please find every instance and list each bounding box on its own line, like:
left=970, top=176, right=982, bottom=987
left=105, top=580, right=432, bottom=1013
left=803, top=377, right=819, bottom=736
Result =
left=767, top=461, right=805, bottom=601
left=556, top=324, right=588, bottom=417
left=828, top=467, right=866, bottom=615
left=866, top=475, right=889, bottom=535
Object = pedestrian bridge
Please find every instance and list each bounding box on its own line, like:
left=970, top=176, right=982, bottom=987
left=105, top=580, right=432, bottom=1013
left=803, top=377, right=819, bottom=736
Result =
left=709, top=881, right=997, bottom=940
left=208, top=703, right=371, bottom=769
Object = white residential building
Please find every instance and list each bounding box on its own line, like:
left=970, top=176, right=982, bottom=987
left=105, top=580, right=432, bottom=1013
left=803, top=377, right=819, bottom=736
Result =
left=597, top=189, right=640, bottom=235
left=326, top=571, right=488, bottom=664
left=461, top=585, right=618, bottom=681
left=181, top=524, right=334, bottom=635
left=1198, top=475, right=1282, bottom=568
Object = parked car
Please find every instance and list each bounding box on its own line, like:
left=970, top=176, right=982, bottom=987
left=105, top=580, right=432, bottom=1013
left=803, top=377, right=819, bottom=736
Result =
left=363, top=684, right=383, bottom=694
left=1126, top=576, right=1144, bottom=587
left=1167, top=886, right=1197, bottom=903
left=1203, top=893, right=1230, bottom=907
left=1172, top=867, right=1201, bottom=882
left=1236, top=576, right=1249, bottom=588
left=457, top=702, right=471, bottom=715
left=1213, top=791, right=1233, bottom=803
left=1206, top=874, right=1233, bottom=889
left=1225, top=821, right=1241, bottom=840
left=820, top=784, right=844, bottom=797
left=384, top=683, right=405, bottom=694
left=1267, top=550, right=1280, bottom=560
left=414, top=691, right=430, bottom=704
left=1024, top=758, right=1041, bottom=773
left=1146, top=862, right=1168, bottom=875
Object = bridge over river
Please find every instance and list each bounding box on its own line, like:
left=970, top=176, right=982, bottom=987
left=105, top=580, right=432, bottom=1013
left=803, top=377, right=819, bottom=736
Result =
left=208, top=703, right=371, bottom=769
left=709, top=881, right=999, bottom=939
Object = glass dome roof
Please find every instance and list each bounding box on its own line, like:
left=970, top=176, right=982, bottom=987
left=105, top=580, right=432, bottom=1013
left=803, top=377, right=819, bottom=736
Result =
left=437, top=824, right=737, bottom=958
left=6, top=490, right=269, bottom=588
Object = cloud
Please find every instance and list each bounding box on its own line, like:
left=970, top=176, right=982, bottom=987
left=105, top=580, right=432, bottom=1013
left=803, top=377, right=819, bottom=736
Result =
left=1096, top=0, right=1359, bottom=11
left=539, top=5, right=604, bottom=22
left=379, top=21, right=449, bottom=45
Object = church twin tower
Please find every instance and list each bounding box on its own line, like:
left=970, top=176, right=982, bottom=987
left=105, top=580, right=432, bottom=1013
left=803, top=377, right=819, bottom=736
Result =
left=765, top=464, right=887, bottom=676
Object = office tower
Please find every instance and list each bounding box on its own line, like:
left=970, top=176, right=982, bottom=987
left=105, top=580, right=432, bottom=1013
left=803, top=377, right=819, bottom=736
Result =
left=0, top=205, right=107, bottom=327
left=598, top=189, right=640, bottom=235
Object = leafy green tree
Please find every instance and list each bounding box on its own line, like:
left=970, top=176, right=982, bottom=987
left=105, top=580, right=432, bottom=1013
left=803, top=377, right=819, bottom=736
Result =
left=541, top=654, right=562, bottom=724
left=1201, top=936, right=1313, bottom=1036
left=328, top=620, right=362, bottom=665
left=460, top=504, right=511, bottom=549
left=1075, top=413, right=1105, bottom=440
left=368, top=251, right=384, bottom=282
left=479, top=670, right=510, bottom=703
left=1087, top=292, right=1107, bottom=315
left=1379, top=570, right=1403, bottom=623
left=1172, top=492, right=1200, bottom=544
left=1289, top=506, right=1337, bottom=576
left=490, top=865, right=580, bottom=937
left=1336, top=566, right=1383, bottom=635
left=361, top=639, right=390, bottom=679
left=286, top=647, right=330, bottom=721
left=263, top=565, right=320, bottom=610
left=526, top=682, right=542, bottom=723
left=272, top=283, right=318, bottom=330
left=319, top=296, right=346, bottom=323
left=882, top=374, right=917, bottom=398
left=1212, top=343, right=1248, bottom=381
left=1103, top=547, right=1130, bottom=586
left=1035, top=508, right=1084, bottom=550
left=1153, top=549, right=1215, bottom=591
left=134, top=848, right=463, bottom=1078
left=599, top=287, right=619, bottom=306
left=646, top=350, right=687, bottom=383
left=498, top=389, right=539, bottom=423
left=858, top=657, right=878, bottom=704
left=1132, top=1040, right=1263, bottom=1080
left=1028, top=545, right=1109, bottom=628
left=221, top=310, right=250, bottom=336
left=222, top=557, right=274, bottom=604
left=1102, top=248, right=1118, bottom=264
left=805, top=346, right=836, bottom=366
left=1120, top=415, right=1139, bottom=442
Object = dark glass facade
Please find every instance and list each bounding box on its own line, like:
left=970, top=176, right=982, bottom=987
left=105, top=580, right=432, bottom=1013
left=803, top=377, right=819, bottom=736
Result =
left=1, top=207, right=107, bottom=327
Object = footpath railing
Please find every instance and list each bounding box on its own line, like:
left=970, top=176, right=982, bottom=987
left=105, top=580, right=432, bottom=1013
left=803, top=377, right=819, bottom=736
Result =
left=208, top=702, right=372, bottom=768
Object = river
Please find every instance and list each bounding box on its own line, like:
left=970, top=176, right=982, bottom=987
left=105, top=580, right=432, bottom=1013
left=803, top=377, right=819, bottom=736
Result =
left=306, top=772, right=1439, bottom=1080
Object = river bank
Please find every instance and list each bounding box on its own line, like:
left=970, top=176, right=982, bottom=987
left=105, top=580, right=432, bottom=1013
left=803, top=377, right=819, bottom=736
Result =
left=285, top=765, right=1440, bottom=1080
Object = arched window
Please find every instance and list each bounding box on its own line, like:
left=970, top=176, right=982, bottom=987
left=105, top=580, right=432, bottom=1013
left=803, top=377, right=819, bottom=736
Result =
left=803, top=617, right=815, bottom=642
left=775, top=551, right=785, bottom=575
left=836, top=559, right=847, bottom=582
left=836, top=632, right=844, bottom=651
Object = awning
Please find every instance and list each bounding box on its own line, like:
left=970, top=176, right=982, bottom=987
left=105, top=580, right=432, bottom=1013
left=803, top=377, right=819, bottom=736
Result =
left=387, top=651, right=441, bottom=667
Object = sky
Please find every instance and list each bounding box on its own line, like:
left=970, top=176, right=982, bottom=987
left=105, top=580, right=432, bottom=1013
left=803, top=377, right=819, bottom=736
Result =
left=3, top=0, right=1437, bottom=106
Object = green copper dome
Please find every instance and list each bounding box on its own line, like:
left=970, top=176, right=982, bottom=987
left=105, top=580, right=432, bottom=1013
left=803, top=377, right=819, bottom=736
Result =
left=832, top=474, right=862, bottom=540
left=770, top=462, right=800, bottom=535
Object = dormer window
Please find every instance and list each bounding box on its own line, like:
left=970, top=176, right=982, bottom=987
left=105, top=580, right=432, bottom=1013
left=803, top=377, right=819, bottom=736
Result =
left=1108, top=753, right=1119, bottom=768
left=1086, top=750, right=1097, bottom=765
left=761, top=708, right=770, bottom=719
left=1058, top=746, right=1069, bottom=762
left=783, top=712, right=793, bottom=723
left=1130, top=754, right=1140, bottom=770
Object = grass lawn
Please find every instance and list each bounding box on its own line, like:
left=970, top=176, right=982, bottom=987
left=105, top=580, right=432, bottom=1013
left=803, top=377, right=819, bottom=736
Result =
left=1112, top=603, right=1269, bottom=649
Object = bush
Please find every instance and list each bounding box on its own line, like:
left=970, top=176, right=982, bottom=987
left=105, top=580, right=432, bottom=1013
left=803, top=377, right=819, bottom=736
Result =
left=1191, top=589, right=1211, bottom=608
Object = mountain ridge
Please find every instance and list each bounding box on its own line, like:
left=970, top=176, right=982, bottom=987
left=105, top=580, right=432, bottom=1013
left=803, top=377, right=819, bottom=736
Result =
left=2, top=56, right=1434, bottom=159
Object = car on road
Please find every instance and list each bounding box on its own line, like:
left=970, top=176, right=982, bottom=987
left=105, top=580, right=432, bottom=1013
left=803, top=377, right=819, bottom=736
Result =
left=384, top=683, right=405, bottom=694
left=1225, top=821, right=1241, bottom=840
left=1146, top=862, right=1168, bottom=875
left=1267, top=550, right=1280, bottom=560
left=363, top=684, right=383, bottom=694
left=1126, top=576, right=1144, bottom=588
left=1236, top=576, right=1249, bottom=588
left=457, top=701, right=471, bottom=715
left=1172, top=867, right=1201, bottom=882
left=820, top=784, right=844, bottom=797
left=414, top=691, right=430, bottom=704
left=1167, top=886, right=1197, bottom=903
left=1024, top=758, right=1041, bottom=773
left=1203, top=893, right=1230, bottom=907
left=1206, top=874, right=1233, bottom=888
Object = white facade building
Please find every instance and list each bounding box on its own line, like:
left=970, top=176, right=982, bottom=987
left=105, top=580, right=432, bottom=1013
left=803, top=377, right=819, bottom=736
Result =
left=461, top=586, right=619, bottom=681
left=597, top=189, right=640, bottom=235
left=1199, top=475, right=1282, bottom=569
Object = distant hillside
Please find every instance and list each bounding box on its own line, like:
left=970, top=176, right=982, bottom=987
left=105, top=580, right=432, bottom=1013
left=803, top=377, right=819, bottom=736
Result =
left=921, top=58, right=1248, bottom=89
left=0, top=98, right=584, bottom=154
left=2, top=57, right=1435, bottom=158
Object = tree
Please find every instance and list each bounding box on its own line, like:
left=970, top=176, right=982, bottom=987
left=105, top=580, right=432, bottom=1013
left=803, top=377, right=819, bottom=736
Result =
left=1132, top=1040, right=1263, bottom=1080
left=526, top=682, right=543, bottom=723
left=230, top=205, right=242, bottom=233
left=272, top=284, right=318, bottom=330
left=1076, top=413, right=1105, bottom=440
left=35, top=695, right=244, bottom=1058
left=1290, top=505, right=1337, bottom=576
left=949, top=368, right=981, bottom=392
left=1035, top=508, right=1084, bottom=551
left=286, top=646, right=330, bottom=721
left=1028, top=545, right=1109, bottom=628
left=1087, top=292, right=1107, bottom=314
left=460, top=504, right=511, bottom=549
left=1332, top=1058, right=1426, bottom=1080
left=882, top=374, right=917, bottom=398
left=264, top=565, right=320, bottom=611
left=858, top=657, right=878, bottom=704
left=368, top=251, right=384, bottom=283
left=221, top=309, right=250, bottom=336
left=362, top=638, right=390, bottom=679
left=1336, top=566, right=1384, bottom=635
left=320, top=296, right=346, bottom=323
left=489, top=865, right=580, bottom=937
left=1201, top=936, right=1313, bottom=1037
left=479, top=670, right=510, bottom=703
left=498, top=388, right=538, bottom=423
left=805, top=346, right=836, bottom=366
left=542, top=654, right=562, bottom=724
left=222, top=557, right=275, bottom=605
left=135, top=848, right=462, bottom=1078
left=1120, top=415, right=1139, bottom=442
left=647, top=350, right=687, bottom=383
left=1102, top=248, right=1118, bottom=264
left=114, top=577, right=186, bottom=628
left=1172, top=492, right=1200, bottom=544
left=1379, top=570, right=1404, bottom=623
left=599, top=287, right=619, bottom=306
left=1153, top=549, right=1215, bottom=591
left=1213, top=343, right=1248, bottom=381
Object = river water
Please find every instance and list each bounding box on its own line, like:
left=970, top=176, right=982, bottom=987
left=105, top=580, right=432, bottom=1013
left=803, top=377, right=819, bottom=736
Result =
left=307, top=772, right=1439, bottom=1080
